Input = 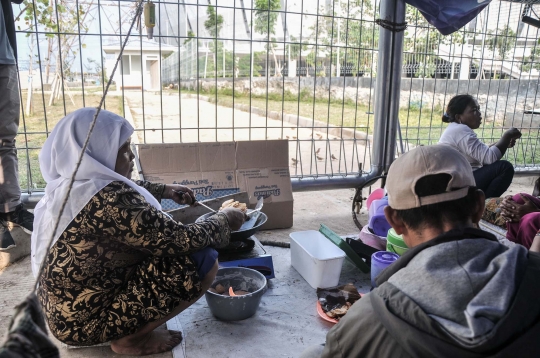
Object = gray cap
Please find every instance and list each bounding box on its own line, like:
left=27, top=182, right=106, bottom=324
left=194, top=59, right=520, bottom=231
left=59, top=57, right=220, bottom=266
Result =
left=386, top=145, right=476, bottom=210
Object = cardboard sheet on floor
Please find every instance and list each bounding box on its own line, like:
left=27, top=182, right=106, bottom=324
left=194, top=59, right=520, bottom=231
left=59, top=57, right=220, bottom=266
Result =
left=165, top=244, right=371, bottom=358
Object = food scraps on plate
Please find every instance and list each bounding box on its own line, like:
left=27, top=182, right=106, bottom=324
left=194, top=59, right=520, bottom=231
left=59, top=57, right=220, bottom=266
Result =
left=317, top=283, right=362, bottom=321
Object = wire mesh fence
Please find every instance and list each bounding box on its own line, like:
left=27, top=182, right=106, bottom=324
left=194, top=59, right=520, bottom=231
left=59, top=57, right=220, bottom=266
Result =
left=12, top=0, right=540, bottom=192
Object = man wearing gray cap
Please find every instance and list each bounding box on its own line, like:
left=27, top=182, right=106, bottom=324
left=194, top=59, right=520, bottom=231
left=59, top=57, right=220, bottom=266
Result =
left=301, top=145, right=540, bottom=358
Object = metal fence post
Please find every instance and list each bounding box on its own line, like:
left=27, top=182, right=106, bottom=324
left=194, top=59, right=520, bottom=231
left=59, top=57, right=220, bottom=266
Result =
left=375, top=0, right=406, bottom=173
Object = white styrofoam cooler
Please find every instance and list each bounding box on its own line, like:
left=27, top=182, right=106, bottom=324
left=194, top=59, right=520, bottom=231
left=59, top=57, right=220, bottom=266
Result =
left=289, top=230, right=346, bottom=289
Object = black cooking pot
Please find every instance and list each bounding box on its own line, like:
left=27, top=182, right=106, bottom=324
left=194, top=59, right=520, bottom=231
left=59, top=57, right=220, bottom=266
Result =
left=196, top=209, right=268, bottom=241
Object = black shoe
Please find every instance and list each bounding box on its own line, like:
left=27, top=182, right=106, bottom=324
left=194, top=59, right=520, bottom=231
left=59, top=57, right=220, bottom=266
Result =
left=0, top=223, right=16, bottom=251
left=0, top=204, right=34, bottom=234
left=533, top=177, right=540, bottom=197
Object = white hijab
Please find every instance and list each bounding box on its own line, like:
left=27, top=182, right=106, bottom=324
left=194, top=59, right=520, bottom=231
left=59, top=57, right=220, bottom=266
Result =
left=31, top=108, right=162, bottom=277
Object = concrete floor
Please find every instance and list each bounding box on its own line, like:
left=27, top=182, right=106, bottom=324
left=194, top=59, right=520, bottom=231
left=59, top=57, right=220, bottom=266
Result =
left=1, top=90, right=537, bottom=356
left=0, top=177, right=536, bottom=357
left=0, top=187, right=362, bottom=358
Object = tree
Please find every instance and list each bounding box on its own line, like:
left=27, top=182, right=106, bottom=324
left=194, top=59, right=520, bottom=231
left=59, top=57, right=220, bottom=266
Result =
left=307, top=0, right=377, bottom=77
left=184, top=30, right=196, bottom=44
left=204, top=4, right=224, bottom=77
left=486, top=25, right=516, bottom=61
left=204, top=4, right=223, bottom=37
left=239, top=52, right=263, bottom=77
left=19, top=0, right=94, bottom=105
left=87, top=58, right=106, bottom=82
left=254, top=0, right=282, bottom=77
left=305, top=51, right=316, bottom=77
left=339, top=2, right=378, bottom=76
left=287, top=35, right=301, bottom=58
left=521, top=39, right=540, bottom=73
left=403, top=5, right=469, bottom=78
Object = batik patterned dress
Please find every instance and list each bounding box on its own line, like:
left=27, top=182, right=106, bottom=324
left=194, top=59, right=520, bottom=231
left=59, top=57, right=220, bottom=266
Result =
left=37, top=180, right=230, bottom=345
left=482, top=197, right=507, bottom=228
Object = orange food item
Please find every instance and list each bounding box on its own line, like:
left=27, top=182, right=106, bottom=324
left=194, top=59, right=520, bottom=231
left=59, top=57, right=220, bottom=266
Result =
left=229, top=287, right=237, bottom=296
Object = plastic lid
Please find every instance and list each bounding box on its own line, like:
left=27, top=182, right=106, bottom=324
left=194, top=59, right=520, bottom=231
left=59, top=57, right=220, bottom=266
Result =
left=372, top=251, right=400, bottom=264
left=386, top=228, right=408, bottom=248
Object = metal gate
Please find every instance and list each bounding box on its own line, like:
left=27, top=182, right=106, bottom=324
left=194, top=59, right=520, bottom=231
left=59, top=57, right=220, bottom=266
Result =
left=13, top=0, right=540, bottom=196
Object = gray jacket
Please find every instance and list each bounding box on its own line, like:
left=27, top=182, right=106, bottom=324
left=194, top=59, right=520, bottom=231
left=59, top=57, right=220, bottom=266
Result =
left=321, top=228, right=540, bottom=358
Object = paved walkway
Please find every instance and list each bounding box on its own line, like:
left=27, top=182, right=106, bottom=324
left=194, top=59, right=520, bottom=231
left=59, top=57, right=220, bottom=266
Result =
left=124, top=92, right=368, bottom=178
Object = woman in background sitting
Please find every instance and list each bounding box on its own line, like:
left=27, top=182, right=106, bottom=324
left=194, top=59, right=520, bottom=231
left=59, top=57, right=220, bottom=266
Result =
left=438, top=94, right=522, bottom=198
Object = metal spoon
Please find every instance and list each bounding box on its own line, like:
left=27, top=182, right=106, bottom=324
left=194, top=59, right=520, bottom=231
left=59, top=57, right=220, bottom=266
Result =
left=247, top=197, right=264, bottom=218
left=173, top=190, right=216, bottom=213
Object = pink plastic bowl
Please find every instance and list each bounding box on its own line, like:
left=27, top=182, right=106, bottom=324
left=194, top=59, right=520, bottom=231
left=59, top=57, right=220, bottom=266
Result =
left=366, top=188, right=385, bottom=210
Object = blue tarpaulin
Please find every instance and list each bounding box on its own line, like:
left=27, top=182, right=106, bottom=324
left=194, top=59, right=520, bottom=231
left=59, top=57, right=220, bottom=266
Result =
left=405, top=0, right=492, bottom=35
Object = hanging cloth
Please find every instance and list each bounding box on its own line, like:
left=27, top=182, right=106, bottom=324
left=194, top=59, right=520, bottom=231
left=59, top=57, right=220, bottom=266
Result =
left=405, top=0, right=492, bottom=35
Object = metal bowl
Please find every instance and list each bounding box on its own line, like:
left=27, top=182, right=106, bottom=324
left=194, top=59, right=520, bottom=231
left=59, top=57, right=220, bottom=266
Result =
left=205, top=267, right=267, bottom=321
left=196, top=209, right=268, bottom=241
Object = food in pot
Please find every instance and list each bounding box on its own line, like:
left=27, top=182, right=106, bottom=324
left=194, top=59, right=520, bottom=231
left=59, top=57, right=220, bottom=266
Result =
left=220, top=199, right=247, bottom=213
left=209, top=283, right=251, bottom=297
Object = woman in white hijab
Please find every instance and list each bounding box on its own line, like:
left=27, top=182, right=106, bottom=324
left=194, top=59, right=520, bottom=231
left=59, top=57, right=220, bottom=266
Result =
left=32, top=108, right=244, bottom=355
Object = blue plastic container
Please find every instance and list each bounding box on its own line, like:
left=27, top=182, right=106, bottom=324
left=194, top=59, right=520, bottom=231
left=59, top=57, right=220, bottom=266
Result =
left=368, top=197, right=391, bottom=237
left=371, top=251, right=400, bottom=287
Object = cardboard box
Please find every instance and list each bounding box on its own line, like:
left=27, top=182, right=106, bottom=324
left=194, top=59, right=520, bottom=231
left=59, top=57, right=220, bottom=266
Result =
left=137, top=140, right=293, bottom=229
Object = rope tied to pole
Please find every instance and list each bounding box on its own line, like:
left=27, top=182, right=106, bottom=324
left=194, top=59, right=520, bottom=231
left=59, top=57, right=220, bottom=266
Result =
left=31, top=0, right=146, bottom=293
left=375, top=19, right=407, bottom=32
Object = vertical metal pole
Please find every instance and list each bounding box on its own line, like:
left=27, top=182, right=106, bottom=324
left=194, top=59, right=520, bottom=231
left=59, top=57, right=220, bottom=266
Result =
left=291, top=0, right=406, bottom=191
left=372, top=0, right=405, bottom=173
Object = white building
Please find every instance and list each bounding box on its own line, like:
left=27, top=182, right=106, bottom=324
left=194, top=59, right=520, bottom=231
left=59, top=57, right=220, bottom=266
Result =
left=103, top=37, right=176, bottom=90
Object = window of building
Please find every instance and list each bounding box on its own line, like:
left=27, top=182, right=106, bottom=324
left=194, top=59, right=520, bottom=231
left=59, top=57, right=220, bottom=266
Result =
left=131, top=55, right=142, bottom=72
left=121, top=55, right=130, bottom=75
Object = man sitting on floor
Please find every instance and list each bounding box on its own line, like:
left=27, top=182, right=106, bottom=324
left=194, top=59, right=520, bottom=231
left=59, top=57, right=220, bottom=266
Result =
left=301, top=145, right=540, bottom=358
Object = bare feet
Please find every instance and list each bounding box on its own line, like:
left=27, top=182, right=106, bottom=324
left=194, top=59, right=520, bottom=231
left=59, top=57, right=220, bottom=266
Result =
left=111, top=330, right=183, bottom=356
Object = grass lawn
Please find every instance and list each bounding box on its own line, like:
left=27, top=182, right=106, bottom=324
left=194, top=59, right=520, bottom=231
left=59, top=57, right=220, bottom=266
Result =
left=173, top=87, right=449, bottom=142
left=17, top=91, right=123, bottom=190
left=175, top=87, right=538, bottom=166
left=17, top=86, right=539, bottom=191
